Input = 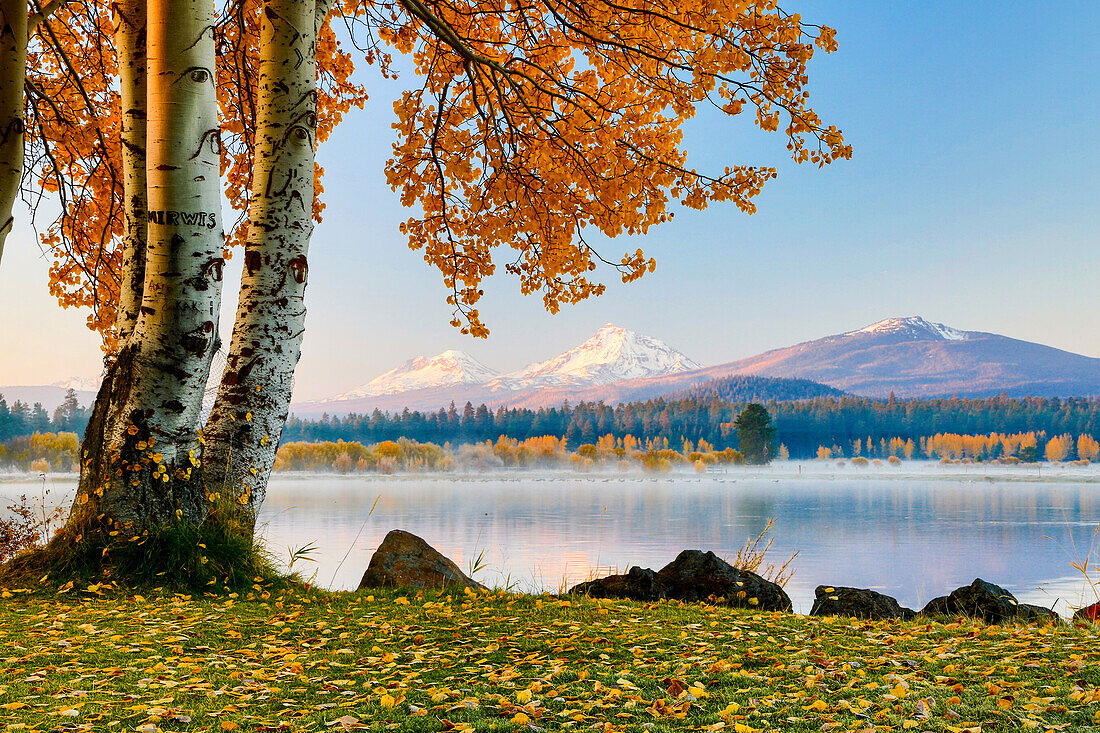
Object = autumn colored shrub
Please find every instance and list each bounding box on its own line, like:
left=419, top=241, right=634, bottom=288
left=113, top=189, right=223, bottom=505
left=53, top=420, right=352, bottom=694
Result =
left=0, top=432, right=80, bottom=472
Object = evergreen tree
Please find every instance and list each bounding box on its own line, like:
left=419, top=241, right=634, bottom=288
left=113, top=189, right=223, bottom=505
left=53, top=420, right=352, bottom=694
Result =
left=734, top=403, right=777, bottom=465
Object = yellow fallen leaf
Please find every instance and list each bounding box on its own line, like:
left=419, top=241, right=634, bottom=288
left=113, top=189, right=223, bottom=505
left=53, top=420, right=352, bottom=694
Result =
left=807, top=699, right=827, bottom=712
left=380, top=694, right=395, bottom=708
left=515, top=689, right=532, bottom=704
left=511, top=712, right=530, bottom=725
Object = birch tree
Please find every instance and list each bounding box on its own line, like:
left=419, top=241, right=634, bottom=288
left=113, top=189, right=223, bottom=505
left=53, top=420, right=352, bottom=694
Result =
left=72, top=0, right=225, bottom=532
left=10, top=0, right=849, bottom=572
left=202, top=0, right=331, bottom=528
left=0, top=0, right=27, bottom=265
left=0, top=0, right=71, bottom=266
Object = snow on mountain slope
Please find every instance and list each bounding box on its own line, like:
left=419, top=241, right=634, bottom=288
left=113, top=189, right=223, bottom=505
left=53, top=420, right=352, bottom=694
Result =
left=486, top=323, right=700, bottom=391
left=850, top=316, right=967, bottom=341
left=51, top=376, right=103, bottom=391
left=331, top=350, right=499, bottom=400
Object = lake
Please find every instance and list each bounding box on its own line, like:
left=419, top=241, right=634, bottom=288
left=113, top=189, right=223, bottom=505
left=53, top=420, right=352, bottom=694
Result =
left=3, top=462, right=1099, bottom=615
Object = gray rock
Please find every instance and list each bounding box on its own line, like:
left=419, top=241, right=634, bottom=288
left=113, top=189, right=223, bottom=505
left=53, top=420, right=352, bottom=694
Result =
left=656, top=550, right=792, bottom=612
left=920, top=578, right=1056, bottom=624
left=569, top=566, right=663, bottom=601
left=569, top=549, right=792, bottom=612
left=1016, top=603, right=1059, bottom=624
left=357, top=529, right=485, bottom=591
left=809, top=585, right=916, bottom=620
left=921, top=595, right=955, bottom=616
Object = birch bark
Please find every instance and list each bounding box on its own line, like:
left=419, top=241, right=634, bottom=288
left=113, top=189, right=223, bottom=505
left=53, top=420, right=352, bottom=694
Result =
left=112, top=0, right=147, bottom=347
left=72, top=0, right=223, bottom=532
left=0, top=0, right=27, bottom=267
left=203, top=0, right=328, bottom=526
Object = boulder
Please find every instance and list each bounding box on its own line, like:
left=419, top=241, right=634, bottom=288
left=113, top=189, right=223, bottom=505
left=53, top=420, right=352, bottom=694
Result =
left=570, top=566, right=664, bottom=601
left=1072, top=601, right=1099, bottom=623
left=357, top=529, right=486, bottom=591
left=568, top=549, right=792, bottom=612
left=921, top=595, right=955, bottom=616
left=1016, top=603, right=1059, bottom=624
left=809, top=585, right=916, bottom=620
left=920, top=578, right=1056, bottom=624
left=656, top=550, right=792, bottom=612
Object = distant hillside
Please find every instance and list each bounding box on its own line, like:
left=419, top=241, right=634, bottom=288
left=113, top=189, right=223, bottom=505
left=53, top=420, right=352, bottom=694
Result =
left=674, top=374, right=847, bottom=402
left=526, top=316, right=1100, bottom=403
left=0, top=385, right=97, bottom=412
left=709, top=317, right=1100, bottom=398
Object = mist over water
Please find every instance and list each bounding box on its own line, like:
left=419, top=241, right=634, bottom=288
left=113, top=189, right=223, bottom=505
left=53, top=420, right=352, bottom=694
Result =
left=4, top=463, right=1098, bottom=615
left=251, top=465, right=1099, bottom=615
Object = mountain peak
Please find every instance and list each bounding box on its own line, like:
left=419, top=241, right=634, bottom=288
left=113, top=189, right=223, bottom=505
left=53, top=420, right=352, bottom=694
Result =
left=332, top=350, right=499, bottom=400
left=851, top=316, right=967, bottom=342
left=50, top=376, right=102, bottom=391
left=487, top=324, right=701, bottom=391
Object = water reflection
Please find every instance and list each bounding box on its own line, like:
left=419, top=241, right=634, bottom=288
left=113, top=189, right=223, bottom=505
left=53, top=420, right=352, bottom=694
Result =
left=2, top=471, right=1096, bottom=615
left=254, top=474, right=1100, bottom=615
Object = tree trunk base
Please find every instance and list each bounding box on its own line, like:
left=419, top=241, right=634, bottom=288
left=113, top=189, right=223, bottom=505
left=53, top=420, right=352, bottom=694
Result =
left=0, top=494, right=271, bottom=590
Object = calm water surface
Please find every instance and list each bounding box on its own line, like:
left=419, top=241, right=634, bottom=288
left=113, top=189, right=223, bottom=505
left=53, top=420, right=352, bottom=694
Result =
left=5, top=467, right=1098, bottom=615
left=252, top=470, right=1099, bottom=615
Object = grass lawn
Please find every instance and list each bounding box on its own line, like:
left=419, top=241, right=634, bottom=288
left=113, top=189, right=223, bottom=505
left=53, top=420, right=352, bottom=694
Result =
left=0, top=583, right=1098, bottom=733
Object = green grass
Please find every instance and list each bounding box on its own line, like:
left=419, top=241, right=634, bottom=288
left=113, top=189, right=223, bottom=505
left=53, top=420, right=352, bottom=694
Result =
left=0, top=584, right=1098, bottom=733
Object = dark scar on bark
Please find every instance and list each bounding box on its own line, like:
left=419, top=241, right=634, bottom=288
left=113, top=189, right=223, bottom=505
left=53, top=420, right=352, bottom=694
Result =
left=288, top=255, right=308, bottom=284
left=181, top=333, right=208, bottom=357
left=245, top=249, right=261, bottom=275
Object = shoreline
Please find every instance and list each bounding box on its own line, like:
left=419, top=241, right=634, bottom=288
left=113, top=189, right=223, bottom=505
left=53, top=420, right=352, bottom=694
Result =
left=5, top=462, right=1100, bottom=485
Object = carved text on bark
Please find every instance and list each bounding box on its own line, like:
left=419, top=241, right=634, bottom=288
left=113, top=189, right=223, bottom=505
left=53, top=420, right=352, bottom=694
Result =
left=146, top=209, right=218, bottom=228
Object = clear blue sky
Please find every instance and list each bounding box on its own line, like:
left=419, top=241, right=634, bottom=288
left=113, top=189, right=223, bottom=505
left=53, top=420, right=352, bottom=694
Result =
left=1, top=0, right=1097, bottom=400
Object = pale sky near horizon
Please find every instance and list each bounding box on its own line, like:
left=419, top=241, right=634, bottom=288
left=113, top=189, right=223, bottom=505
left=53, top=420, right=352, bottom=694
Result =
left=1, top=0, right=1097, bottom=401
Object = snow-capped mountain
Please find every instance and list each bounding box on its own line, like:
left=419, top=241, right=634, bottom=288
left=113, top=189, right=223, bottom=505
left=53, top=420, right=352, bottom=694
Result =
left=487, top=323, right=700, bottom=391
left=668, top=315, right=1100, bottom=398
left=292, top=324, right=702, bottom=414
left=849, top=316, right=966, bottom=342
left=331, top=350, right=499, bottom=401
left=0, top=381, right=99, bottom=412
left=289, top=315, right=1100, bottom=416
left=496, top=315, right=1100, bottom=405
left=51, top=376, right=103, bottom=391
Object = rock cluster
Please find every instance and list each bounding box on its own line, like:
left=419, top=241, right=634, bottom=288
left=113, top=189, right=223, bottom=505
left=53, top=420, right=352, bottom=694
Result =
left=569, top=550, right=793, bottom=612
left=357, top=530, right=1082, bottom=625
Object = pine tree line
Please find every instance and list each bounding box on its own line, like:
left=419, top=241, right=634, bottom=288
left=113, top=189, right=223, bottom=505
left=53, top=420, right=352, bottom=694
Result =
left=0, top=389, right=90, bottom=441
left=282, top=395, right=1100, bottom=459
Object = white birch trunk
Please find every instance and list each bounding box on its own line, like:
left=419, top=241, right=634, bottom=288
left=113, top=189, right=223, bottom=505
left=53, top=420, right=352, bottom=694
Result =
left=112, top=0, right=148, bottom=347
left=73, top=0, right=223, bottom=532
left=0, top=0, right=27, bottom=267
left=203, top=0, right=328, bottom=526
